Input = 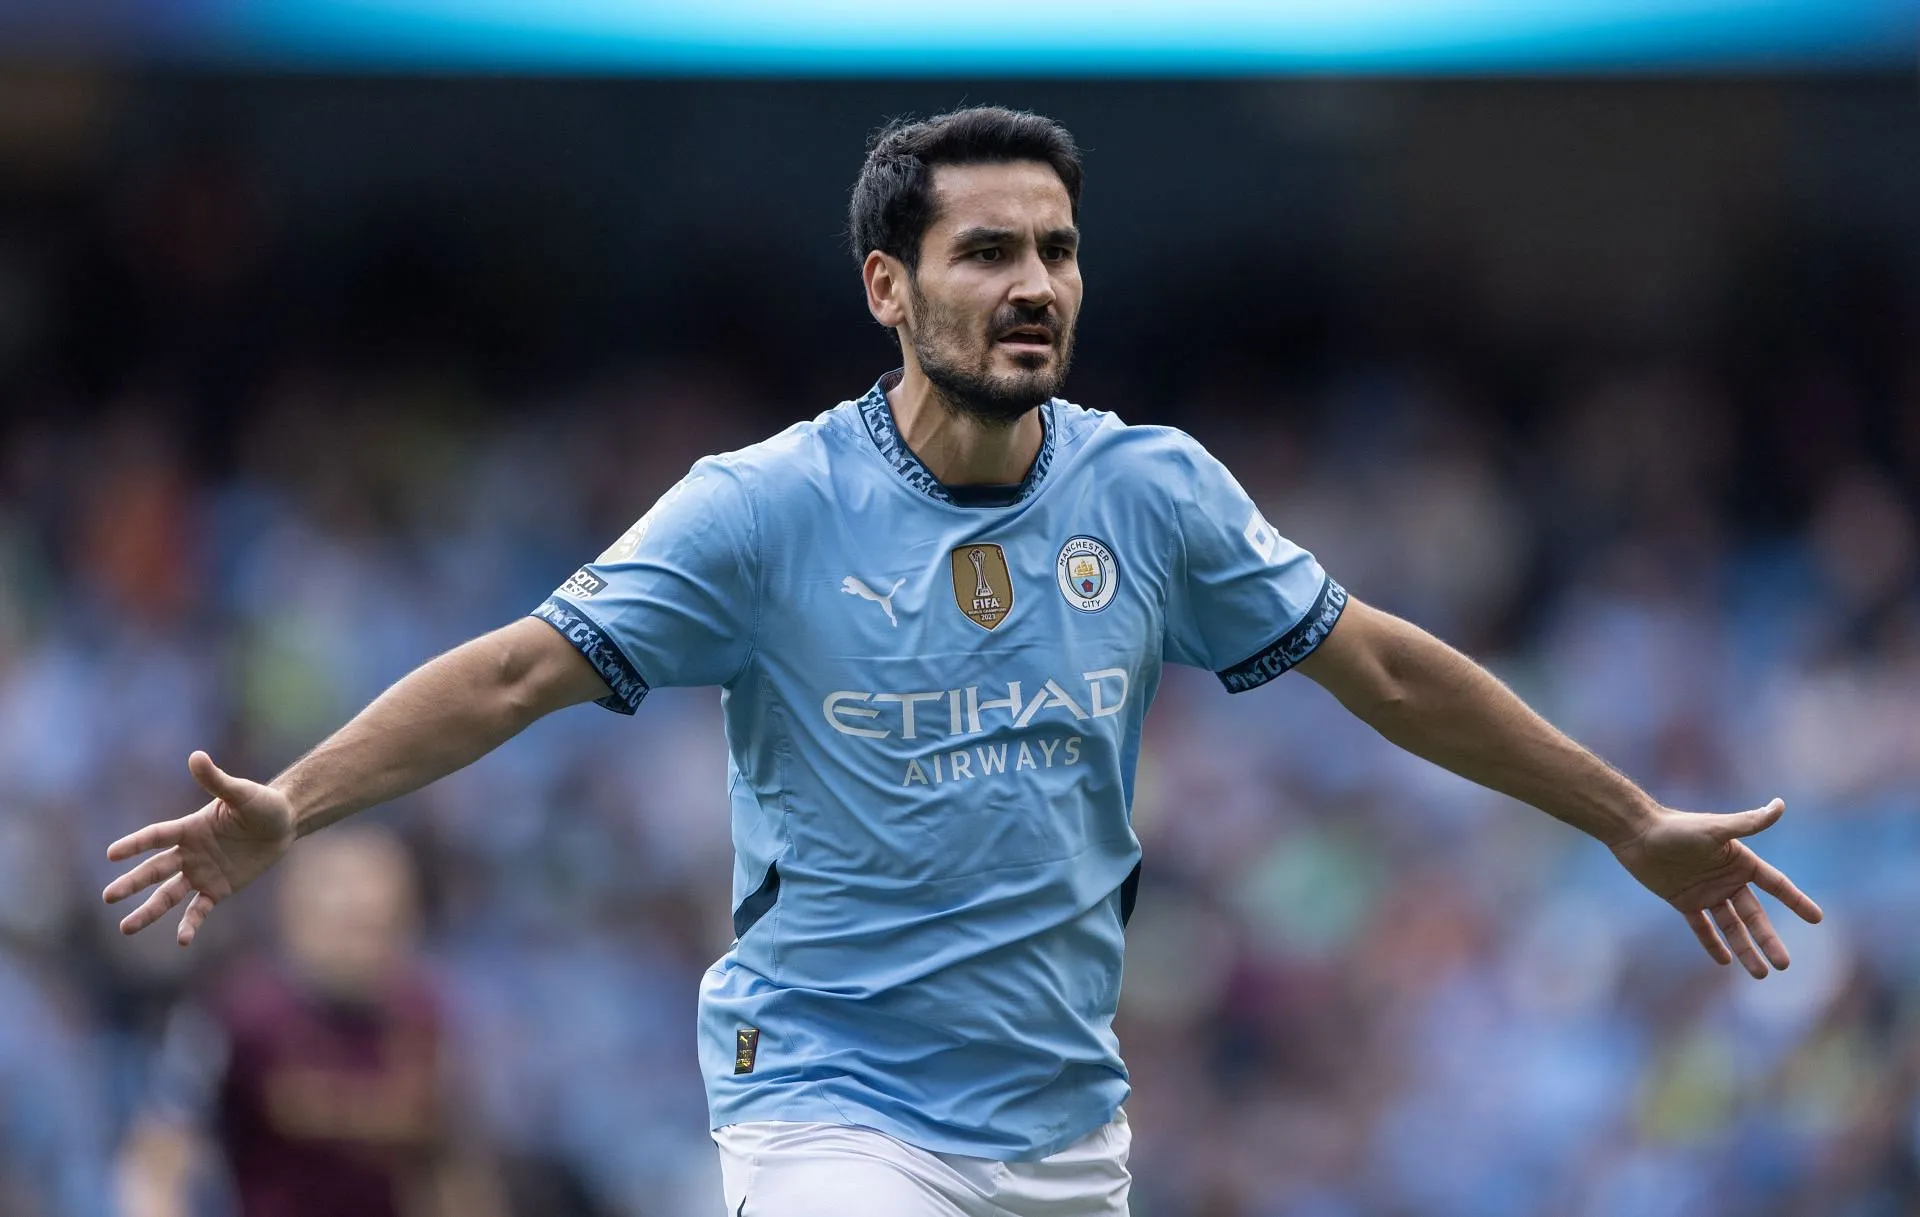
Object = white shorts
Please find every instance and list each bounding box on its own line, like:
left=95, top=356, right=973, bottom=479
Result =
left=713, top=1112, right=1131, bottom=1217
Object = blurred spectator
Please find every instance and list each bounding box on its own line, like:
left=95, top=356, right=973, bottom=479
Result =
left=115, top=826, right=506, bottom=1217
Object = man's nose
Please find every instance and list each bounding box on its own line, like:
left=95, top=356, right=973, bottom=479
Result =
left=1007, top=249, right=1057, bottom=310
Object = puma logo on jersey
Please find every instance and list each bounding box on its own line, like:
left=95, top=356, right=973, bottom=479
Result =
left=841, top=575, right=906, bottom=627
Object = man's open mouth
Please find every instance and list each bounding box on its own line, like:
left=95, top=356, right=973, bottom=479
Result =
left=996, top=326, right=1054, bottom=349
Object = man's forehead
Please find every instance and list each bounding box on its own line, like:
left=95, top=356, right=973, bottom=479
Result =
left=926, top=161, right=1072, bottom=237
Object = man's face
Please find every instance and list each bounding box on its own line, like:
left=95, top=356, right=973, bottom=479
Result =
left=279, top=831, right=417, bottom=1003
left=900, top=160, right=1082, bottom=426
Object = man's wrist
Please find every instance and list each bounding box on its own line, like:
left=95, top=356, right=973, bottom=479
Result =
left=270, top=777, right=321, bottom=840
left=1597, top=796, right=1663, bottom=850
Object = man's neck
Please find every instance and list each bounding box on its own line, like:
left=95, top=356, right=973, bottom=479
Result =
left=886, top=364, right=1044, bottom=488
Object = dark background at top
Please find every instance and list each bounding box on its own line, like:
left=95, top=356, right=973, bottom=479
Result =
left=4, top=74, right=1916, bottom=517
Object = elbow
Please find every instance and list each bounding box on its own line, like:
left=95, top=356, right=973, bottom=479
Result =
left=1354, top=677, right=1412, bottom=727
left=1345, top=638, right=1418, bottom=725
left=498, top=677, right=545, bottom=729
left=1368, top=678, right=1412, bottom=716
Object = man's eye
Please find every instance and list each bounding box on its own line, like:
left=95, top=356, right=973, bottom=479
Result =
left=1042, top=246, right=1072, bottom=262
left=972, top=248, right=1003, bottom=262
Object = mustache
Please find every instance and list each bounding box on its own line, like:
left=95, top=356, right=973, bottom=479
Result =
left=989, top=307, right=1064, bottom=342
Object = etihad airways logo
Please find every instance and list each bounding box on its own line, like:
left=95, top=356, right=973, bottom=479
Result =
left=822, top=669, right=1130, bottom=740
left=822, top=669, right=1131, bottom=787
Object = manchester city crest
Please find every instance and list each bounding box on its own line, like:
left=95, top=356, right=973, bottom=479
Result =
left=1055, top=536, right=1118, bottom=612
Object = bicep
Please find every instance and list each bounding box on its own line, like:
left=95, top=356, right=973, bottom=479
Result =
left=493, top=617, right=613, bottom=716
left=1293, top=596, right=1405, bottom=710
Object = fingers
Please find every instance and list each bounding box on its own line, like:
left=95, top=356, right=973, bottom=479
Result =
left=1712, top=900, right=1769, bottom=979
left=1685, top=907, right=1733, bottom=966
left=103, top=847, right=183, bottom=905
left=110, top=749, right=241, bottom=863
left=177, top=890, right=219, bottom=948
left=1709, top=797, right=1786, bottom=842
left=188, top=750, right=252, bottom=805
left=120, top=873, right=190, bottom=936
left=107, top=818, right=189, bottom=864
left=1750, top=855, right=1823, bottom=924
left=1731, top=887, right=1790, bottom=971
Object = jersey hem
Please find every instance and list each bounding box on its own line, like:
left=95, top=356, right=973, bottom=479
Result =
left=1215, top=577, right=1349, bottom=694
left=529, top=596, right=650, bottom=713
left=708, top=1092, right=1123, bottom=1164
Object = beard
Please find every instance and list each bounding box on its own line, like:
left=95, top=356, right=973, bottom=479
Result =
left=906, top=283, right=1074, bottom=428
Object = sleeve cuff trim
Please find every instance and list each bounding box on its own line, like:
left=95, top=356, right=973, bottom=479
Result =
left=1216, top=577, right=1349, bottom=694
left=530, top=596, right=650, bottom=714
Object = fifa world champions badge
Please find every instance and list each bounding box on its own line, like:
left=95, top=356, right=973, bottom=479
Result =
left=1056, top=536, right=1118, bottom=612
left=950, top=543, right=1015, bottom=630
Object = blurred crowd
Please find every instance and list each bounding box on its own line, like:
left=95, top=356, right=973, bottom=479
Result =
left=2, top=86, right=1919, bottom=1217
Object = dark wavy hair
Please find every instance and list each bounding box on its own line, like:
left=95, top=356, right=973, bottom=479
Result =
left=848, top=106, right=1084, bottom=273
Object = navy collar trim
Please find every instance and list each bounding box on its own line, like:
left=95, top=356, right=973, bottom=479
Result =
left=856, top=369, right=1056, bottom=508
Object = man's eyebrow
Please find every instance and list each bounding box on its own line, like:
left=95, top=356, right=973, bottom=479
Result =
left=948, top=226, right=1018, bottom=247
left=946, top=225, right=1081, bottom=248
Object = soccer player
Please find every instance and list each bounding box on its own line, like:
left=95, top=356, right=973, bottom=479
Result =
left=103, top=107, right=1823, bottom=1217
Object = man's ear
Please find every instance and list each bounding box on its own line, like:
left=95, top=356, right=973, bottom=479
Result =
left=863, top=251, right=911, bottom=330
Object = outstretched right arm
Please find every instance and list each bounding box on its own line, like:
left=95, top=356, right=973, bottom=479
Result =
left=103, top=618, right=609, bottom=946
left=266, top=617, right=608, bottom=839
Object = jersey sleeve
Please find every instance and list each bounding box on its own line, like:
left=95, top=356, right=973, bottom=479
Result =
left=530, top=458, right=758, bottom=713
left=1162, top=436, right=1348, bottom=693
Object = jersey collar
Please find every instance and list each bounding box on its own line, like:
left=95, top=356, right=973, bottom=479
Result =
left=855, top=369, right=1057, bottom=509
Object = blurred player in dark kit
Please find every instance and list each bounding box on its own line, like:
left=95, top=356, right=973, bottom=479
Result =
left=117, top=825, right=504, bottom=1217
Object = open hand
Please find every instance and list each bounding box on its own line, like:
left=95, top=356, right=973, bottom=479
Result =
left=1611, top=798, right=1822, bottom=978
left=103, top=751, right=297, bottom=947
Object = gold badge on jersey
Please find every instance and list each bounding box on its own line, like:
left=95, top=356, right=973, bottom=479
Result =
left=735, top=1028, right=761, bottom=1075
left=951, top=543, right=1014, bottom=630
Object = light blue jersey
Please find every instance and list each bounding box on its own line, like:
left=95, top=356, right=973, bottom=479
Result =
left=532, top=372, right=1346, bottom=1161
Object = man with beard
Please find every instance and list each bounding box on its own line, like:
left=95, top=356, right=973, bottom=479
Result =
left=104, top=107, right=1822, bottom=1217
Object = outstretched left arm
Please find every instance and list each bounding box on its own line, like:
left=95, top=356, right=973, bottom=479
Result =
left=1294, top=596, right=1823, bottom=977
